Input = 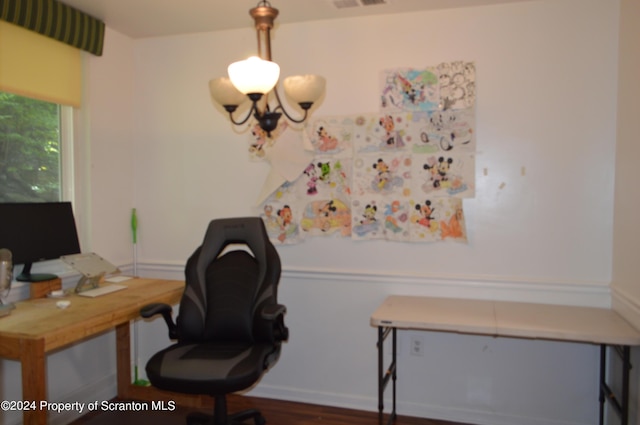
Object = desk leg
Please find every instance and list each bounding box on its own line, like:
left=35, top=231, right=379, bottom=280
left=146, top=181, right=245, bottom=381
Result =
left=21, top=338, right=47, bottom=425
left=116, top=322, right=132, bottom=398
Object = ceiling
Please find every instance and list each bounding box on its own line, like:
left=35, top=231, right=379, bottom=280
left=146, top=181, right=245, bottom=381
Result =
left=58, top=0, right=535, bottom=39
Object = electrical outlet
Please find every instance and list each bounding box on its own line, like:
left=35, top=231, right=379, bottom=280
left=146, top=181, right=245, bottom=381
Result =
left=410, top=335, right=424, bottom=356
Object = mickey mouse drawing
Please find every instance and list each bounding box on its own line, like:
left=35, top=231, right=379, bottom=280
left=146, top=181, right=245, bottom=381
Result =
left=415, top=200, right=434, bottom=228
left=423, top=156, right=453, bottom=188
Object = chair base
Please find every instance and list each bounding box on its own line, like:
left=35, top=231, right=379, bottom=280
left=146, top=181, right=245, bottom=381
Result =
left=185, top=396, right=266, bottom=425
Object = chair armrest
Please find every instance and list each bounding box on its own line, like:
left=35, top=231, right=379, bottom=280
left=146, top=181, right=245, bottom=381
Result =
left=141, top=302, right=171, bottom=318
left=261, top=303, right=289, bottom=342
left=261, top=303, right=286, bottom=320
left=140, top=303, right=178, bottom=340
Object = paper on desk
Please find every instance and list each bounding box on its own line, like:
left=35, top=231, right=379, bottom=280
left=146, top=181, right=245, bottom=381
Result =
left=105, top=275, right=133, bottom=283
left=255, top=127, right=313, bottom=205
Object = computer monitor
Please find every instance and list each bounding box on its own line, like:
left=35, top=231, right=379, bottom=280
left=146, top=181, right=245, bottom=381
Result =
left=0, top=202, right=81, bottom=282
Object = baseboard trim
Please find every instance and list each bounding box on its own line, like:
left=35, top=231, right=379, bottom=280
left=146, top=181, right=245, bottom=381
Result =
left=248, top=383, right=585, bottom=425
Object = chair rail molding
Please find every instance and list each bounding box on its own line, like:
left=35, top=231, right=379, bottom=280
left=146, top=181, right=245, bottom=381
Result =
left=135, top=261, right=611, bottom=308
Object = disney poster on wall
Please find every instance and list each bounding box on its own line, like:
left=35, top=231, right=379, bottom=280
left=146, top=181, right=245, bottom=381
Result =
left=409, top=197, right=467, bottom=242
left=259, top=157, right=353, bottom=243
left=297, top=156, right=352, bottom=238
left=411, top=153, right=475, bottom=199
left=303, top=116, right=353, bottom=157
left=352, top=113, right=432, bottom=154
left=380, top=67, right=439, bottom=112
left=352, top=153, right=411, bottom=198
left=379, top=61, right=476, bottom=114
left=416, top=107, right=475, bottom=154
left=257, top=60, right=476, bottom=245
left=436, top=61, right=476, bottom=110
left=351, top=196, right=467, bottom=243
left=247, top=120, right=289, bottom=161
left=261, top=200, right=302, bottom=245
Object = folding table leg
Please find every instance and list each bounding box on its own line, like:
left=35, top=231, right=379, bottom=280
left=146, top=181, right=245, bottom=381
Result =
left=599, top=344, right=632, bottom=425
left=377, top=326, right=397, bottom=425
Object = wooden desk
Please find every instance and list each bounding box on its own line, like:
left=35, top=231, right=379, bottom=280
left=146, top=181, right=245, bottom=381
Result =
left=371, top=296, right=640, bottom=425
left=0, top=278, right=184, bottom=425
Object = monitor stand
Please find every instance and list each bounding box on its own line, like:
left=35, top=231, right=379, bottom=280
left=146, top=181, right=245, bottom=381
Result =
left=16, top=263, right=58, bottom=282
left=74, top=274, right=104, bottom=293
left=0, top=302, right=15, bottom=317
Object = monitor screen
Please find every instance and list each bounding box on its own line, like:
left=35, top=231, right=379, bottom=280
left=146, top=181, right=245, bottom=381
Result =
left=0, top=202, right=81, bottom=282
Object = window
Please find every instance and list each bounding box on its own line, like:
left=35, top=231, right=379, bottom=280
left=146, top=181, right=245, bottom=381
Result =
left=0, top=91, right=66, bottom=202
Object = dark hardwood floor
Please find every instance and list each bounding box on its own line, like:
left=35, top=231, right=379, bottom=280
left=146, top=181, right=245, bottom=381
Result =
left=69, top=394, right=472, bottom=425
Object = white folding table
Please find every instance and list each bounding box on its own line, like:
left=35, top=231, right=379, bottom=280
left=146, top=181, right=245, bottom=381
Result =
left=371, top=295, right=640, bottom=425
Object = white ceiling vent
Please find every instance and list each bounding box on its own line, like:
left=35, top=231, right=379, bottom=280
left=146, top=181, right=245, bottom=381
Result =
left=329, top=0, right=391, bottom=9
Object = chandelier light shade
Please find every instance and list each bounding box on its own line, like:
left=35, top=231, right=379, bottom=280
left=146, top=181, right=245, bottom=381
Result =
left=209, top=0, right=326, bottom=136
left=228, top=56, right=280, bottom=96
left=208, top=78, right=246, bottom=109
left=283, top=75, right=326, bottom=107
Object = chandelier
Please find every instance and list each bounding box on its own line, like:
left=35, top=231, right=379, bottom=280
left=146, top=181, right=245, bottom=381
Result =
left=209, top=1, right=326, bottom=136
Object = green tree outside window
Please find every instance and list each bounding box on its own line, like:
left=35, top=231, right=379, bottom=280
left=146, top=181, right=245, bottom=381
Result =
left=0, top=91, right=61, bottom=202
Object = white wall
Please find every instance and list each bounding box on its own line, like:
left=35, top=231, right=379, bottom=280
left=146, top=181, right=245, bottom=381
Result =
left=128, top=1, right=620, bottom=424
left=83, top=28, right=137, bottom=266
left=0, top=1, right=625, bottom=425
left=611, top=0, right=640, bottom=423
left=612, top=0, right=640, bottom=330
left=133, top=0, right=619, bottom=288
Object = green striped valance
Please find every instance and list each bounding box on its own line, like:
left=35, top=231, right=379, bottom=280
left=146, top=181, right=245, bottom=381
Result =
left=0, top=0, right=105, bottom=56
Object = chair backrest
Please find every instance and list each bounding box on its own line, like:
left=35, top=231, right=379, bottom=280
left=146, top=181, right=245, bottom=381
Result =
left=176, top=217, right=281, bottom=343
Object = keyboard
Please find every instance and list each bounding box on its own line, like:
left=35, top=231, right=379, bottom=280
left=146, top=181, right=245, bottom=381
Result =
left=78, top=284, right=127, bottom=298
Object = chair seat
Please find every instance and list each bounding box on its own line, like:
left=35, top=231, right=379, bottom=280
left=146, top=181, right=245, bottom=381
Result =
left=146, top=341, right=279, bottom=395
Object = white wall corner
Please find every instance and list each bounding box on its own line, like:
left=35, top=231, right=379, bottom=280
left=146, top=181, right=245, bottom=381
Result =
left=611, top=286, right=640, bottom=330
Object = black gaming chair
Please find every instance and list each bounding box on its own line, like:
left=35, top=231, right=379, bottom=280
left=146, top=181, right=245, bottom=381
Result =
left=140, top=217, right=288, bottom=425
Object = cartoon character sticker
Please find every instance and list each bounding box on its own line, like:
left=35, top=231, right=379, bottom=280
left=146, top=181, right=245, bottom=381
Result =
left=352, top=199, right=381, bottom=238
left=315, top=126, right=339, bottom=152
left=352, top=198, right=411, bottom=240
left=302, top=163, right=319, bottom=196
left=416, top=108, right=475, bottom=154
left=300, top=198, right=351, bottom=237
left=382, top=200, right=410, bottom=239
left=368, top=156, right=409, bottom=193
left=378, top=115, right=406, bottom=149
left=408, top=197, right=467, bottom=242
left=247, top=120, right=288, bottom=160
left=413, top=154, right=475, bottom=198
left=249, top=124, right=270, bottom=159
left=305, top=118, right=352, bottom=156
left=261, top=203, right=301, bottom=244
